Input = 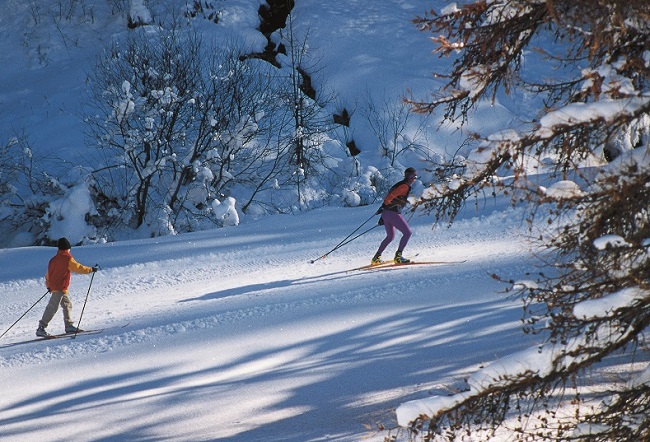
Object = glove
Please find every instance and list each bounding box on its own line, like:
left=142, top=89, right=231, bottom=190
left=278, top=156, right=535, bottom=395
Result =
left=91, top=266, right=99, bottom=273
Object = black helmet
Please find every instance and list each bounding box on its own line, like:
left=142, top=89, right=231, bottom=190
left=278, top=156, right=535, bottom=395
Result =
left=404, top=167, right=417, bottom=179
left=57, top=237, right=71, bottom=250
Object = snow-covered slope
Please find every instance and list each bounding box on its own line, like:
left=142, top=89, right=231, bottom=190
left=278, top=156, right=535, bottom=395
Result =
left=0, top=204, right=537, bottom=441
left=0, top=1, right=542, bottom=440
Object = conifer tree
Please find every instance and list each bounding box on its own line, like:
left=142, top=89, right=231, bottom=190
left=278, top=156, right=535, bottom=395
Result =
left=400, top=1, right=650, bottom=440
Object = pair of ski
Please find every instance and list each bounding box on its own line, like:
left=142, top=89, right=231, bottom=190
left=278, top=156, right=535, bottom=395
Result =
left=1, top=329, right=103, bottom=348
left=352, top=259, right=466, bottom=272
left=1, top=323, right=129, bottom=348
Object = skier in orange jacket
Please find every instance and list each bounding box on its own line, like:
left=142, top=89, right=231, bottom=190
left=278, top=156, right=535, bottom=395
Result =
left=36, top=237, right=97, bottom=337
left=371, top=167, right=417, bottom=265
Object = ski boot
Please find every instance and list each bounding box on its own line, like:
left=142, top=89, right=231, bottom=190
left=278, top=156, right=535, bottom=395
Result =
left=65, top=325, right=84, bottom=334
left=394, top=251, right=410, bottom=264
left=36, top=326, right=51, bottom=338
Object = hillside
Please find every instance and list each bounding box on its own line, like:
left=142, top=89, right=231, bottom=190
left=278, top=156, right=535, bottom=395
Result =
left=0, top=0, right=517, bottom=247
left=0, top=202, right=539, bottom=441
left=1, top=1, right=548, bottom=441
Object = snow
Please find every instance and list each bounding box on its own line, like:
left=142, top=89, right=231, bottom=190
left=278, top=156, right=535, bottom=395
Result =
left=573, top=287, right=649, bottom=320
left=397, top=284, right=649, bottom=428
left=536, top=97, right=650, bottom=140
left=212, top=196, right=240, bottom=226
left=541, top=180, right=583, bottom=199
left=0, top=205, right=535, bottom=441
left=0, top=0, right=647, bottom=441
left=46, top=180, right=98, bottom=245
left=593, top=234, right=630, bottom=250
left=129, top=0, right=153, bottom=26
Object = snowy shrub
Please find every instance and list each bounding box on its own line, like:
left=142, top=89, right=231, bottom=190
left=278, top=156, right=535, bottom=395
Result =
left=83, top=11, right=350, bottom=239
left=85, top=25, right=293, bottom=236
left=211, top=197, right=239, bottom=226
left=342, top=189, right=361, bottom=207
left=45, top=178, right=98, bottom=245
left=341, top=168, right=382, bottom=208
left=0, top=134, right=88, bottom=247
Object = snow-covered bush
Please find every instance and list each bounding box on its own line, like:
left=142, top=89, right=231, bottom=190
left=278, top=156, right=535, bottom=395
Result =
left=0, top=134, right=99, bottom=247
left=83, top=13, right=357, bottom=239
left=86, top=24, right=293, bottom=237
left=44, top=176, right=98, bottom=245
left=211, top=197, right=239, bottom=227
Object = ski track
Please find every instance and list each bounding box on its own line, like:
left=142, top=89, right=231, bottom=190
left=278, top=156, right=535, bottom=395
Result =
left=0, top=208, right=533, bottom=373
left=0, top=207, right=538, bottom=442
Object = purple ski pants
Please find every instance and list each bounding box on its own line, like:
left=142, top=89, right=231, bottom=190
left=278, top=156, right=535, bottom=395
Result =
left=376, top=210, right=412, bottom=255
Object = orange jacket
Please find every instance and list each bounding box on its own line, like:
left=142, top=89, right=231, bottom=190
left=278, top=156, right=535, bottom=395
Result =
left=45, top=250, right=93, bottom=293
left=382, top=180, right=411, bottom=213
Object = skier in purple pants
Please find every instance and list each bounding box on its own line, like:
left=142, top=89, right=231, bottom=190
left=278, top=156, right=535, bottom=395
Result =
left=371, top=168, right=417, bottom=265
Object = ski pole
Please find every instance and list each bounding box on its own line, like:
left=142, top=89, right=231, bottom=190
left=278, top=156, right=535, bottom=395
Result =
left=74, top=264, right=98, bottom=338
left=0, top=289, right=50, bottom=339
left=334, top=224, right=380, bottom=250
left=310, top=211, right=379, bottom=263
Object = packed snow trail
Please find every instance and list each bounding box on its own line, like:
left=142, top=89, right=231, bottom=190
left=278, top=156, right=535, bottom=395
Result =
left=0, top=206, right=540, bottom=441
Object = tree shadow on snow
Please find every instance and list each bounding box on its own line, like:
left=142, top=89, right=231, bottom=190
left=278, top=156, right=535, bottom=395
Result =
left=1, top=292, right=537, bottom=441
left=179, top=268, right=375, bottom=303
